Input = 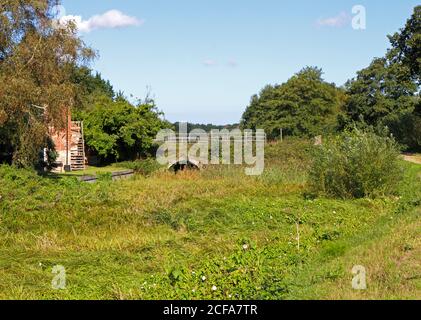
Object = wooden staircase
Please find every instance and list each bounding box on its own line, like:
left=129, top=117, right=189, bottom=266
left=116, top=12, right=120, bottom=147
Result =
left=70, top=121, right=86, bottom=171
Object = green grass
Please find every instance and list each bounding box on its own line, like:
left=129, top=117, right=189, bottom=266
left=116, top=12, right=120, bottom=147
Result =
left=0, top=139, right=420, bottom=300
left=59, top=165, right=129, bottom=177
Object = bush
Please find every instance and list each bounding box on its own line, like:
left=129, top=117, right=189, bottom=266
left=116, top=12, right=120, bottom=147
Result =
left=117, top=158, right=163, bottom=177
left=80, top=98, right=170, bottom=163
left=265, top=137, right=314, bottom=169
left=308, top=129, right=403, bottom=199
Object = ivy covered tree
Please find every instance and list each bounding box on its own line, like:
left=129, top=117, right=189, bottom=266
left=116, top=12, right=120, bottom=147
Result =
left=241, top=67, right=345, bottom=139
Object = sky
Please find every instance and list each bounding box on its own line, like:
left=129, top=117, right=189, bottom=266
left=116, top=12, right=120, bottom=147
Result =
left=60, top=0, right=419, bottom=124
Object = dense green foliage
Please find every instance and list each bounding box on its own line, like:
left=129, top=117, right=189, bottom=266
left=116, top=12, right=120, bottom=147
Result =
left=1, top=0, right=421, bottom=302
left=341, top=58, right=416, bottom=127
left=342, top=6, right=421, bottom=151
left=241, top=67, right=345, bottom=139
left=308, top=129, right=402, bottom=199
left=71, top=66, right=115, bottom=111
left=69, top=57, right=171, bottom=164
left=388, top=6, right=421, bottom=85
left=79, top=97, right=170, bottom=163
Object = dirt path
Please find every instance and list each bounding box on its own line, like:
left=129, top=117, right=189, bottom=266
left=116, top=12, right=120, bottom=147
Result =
left=403, top=154, right=421, bottom=165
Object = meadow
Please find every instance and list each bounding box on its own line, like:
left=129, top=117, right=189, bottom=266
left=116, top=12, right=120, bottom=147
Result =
left=0, top=139, right=419, bottom=300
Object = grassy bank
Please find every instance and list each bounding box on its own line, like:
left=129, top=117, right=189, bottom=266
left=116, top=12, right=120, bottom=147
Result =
left=0, top=140, right=419, bottom=300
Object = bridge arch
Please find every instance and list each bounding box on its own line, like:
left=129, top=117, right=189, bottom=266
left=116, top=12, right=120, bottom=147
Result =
left=168, top=158, right=201, bottom=173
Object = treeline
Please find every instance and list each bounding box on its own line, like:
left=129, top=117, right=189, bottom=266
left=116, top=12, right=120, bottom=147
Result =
left=242, top=6, right=420, bottom=151
left=174, top=122, right=239, bottom=132
left=1, top=2, right=419, bottom=170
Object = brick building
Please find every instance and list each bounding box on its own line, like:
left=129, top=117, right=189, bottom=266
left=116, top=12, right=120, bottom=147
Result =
left=49, top=112, right=86, bottom=172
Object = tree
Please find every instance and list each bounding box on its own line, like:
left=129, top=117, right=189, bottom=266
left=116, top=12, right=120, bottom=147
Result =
left=387, top=6, right=421, bottom=85
left=343, top=57, right=416, bottom=126
left=342, top=6, right=420, bottom=150
left=241, top=67, right=345, bottom=139
left=0, top=0, right=94, bottom=167
left=71, top=66, right=115, bottom=111
left=81, top=97, right=170, bottom=163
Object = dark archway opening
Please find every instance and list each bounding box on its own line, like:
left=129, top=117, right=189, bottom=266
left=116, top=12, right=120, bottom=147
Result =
left=169, top=160, right=200, bottom=174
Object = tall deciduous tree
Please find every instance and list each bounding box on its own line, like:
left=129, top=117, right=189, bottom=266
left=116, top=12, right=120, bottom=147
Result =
left=71, top=66, right=115, bottom=111
left=388, top=6, right=421, bottom=85
left=342, top=58, right=416, bottom=126
left=342, top=6, right=420, bottom=150
left=0, top=0, right=94, bottom=167
left=241, top=67, right=345, bottom=139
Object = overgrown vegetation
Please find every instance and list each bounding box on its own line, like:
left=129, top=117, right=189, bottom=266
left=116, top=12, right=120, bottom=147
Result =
left=308, top=129, right=403, bottom=199
left=117, top=158, right=164, bottom=176
left=0, top=1, right=420, bottom=301
left=0, top=140, right=420, bottom=300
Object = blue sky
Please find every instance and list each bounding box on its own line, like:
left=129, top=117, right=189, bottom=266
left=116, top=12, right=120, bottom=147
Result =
left=61, top=0, right=419, bottom=124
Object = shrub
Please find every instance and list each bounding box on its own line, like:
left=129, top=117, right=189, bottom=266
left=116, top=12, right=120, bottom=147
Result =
left=308, top=129, right=403, bottom=199
left=265, top=137, right=314, bottom=170
left=117, top=158, right=163, bottom=176
left=80, top=98, right=170, bottom=163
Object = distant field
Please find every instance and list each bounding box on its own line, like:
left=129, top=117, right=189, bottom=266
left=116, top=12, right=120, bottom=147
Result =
left=0, top=140, right=420, bottom=300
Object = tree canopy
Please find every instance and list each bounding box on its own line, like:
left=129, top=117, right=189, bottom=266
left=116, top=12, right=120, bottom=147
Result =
left=71, top=66, right=115, bottom=111
left=342, top=57, right=417, bottom=126
left=387, top=6, right=421, bottom=85
left=342, top=5, right=420, bottom=150
left=80, top=96, right=170, bottom=163
left=241, top=67, right=345, bottom=139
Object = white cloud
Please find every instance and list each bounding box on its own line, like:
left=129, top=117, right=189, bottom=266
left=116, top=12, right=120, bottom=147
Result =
left=317, top=12, right=351, bottom=28
left=60, top=9, right=143, bottom=33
